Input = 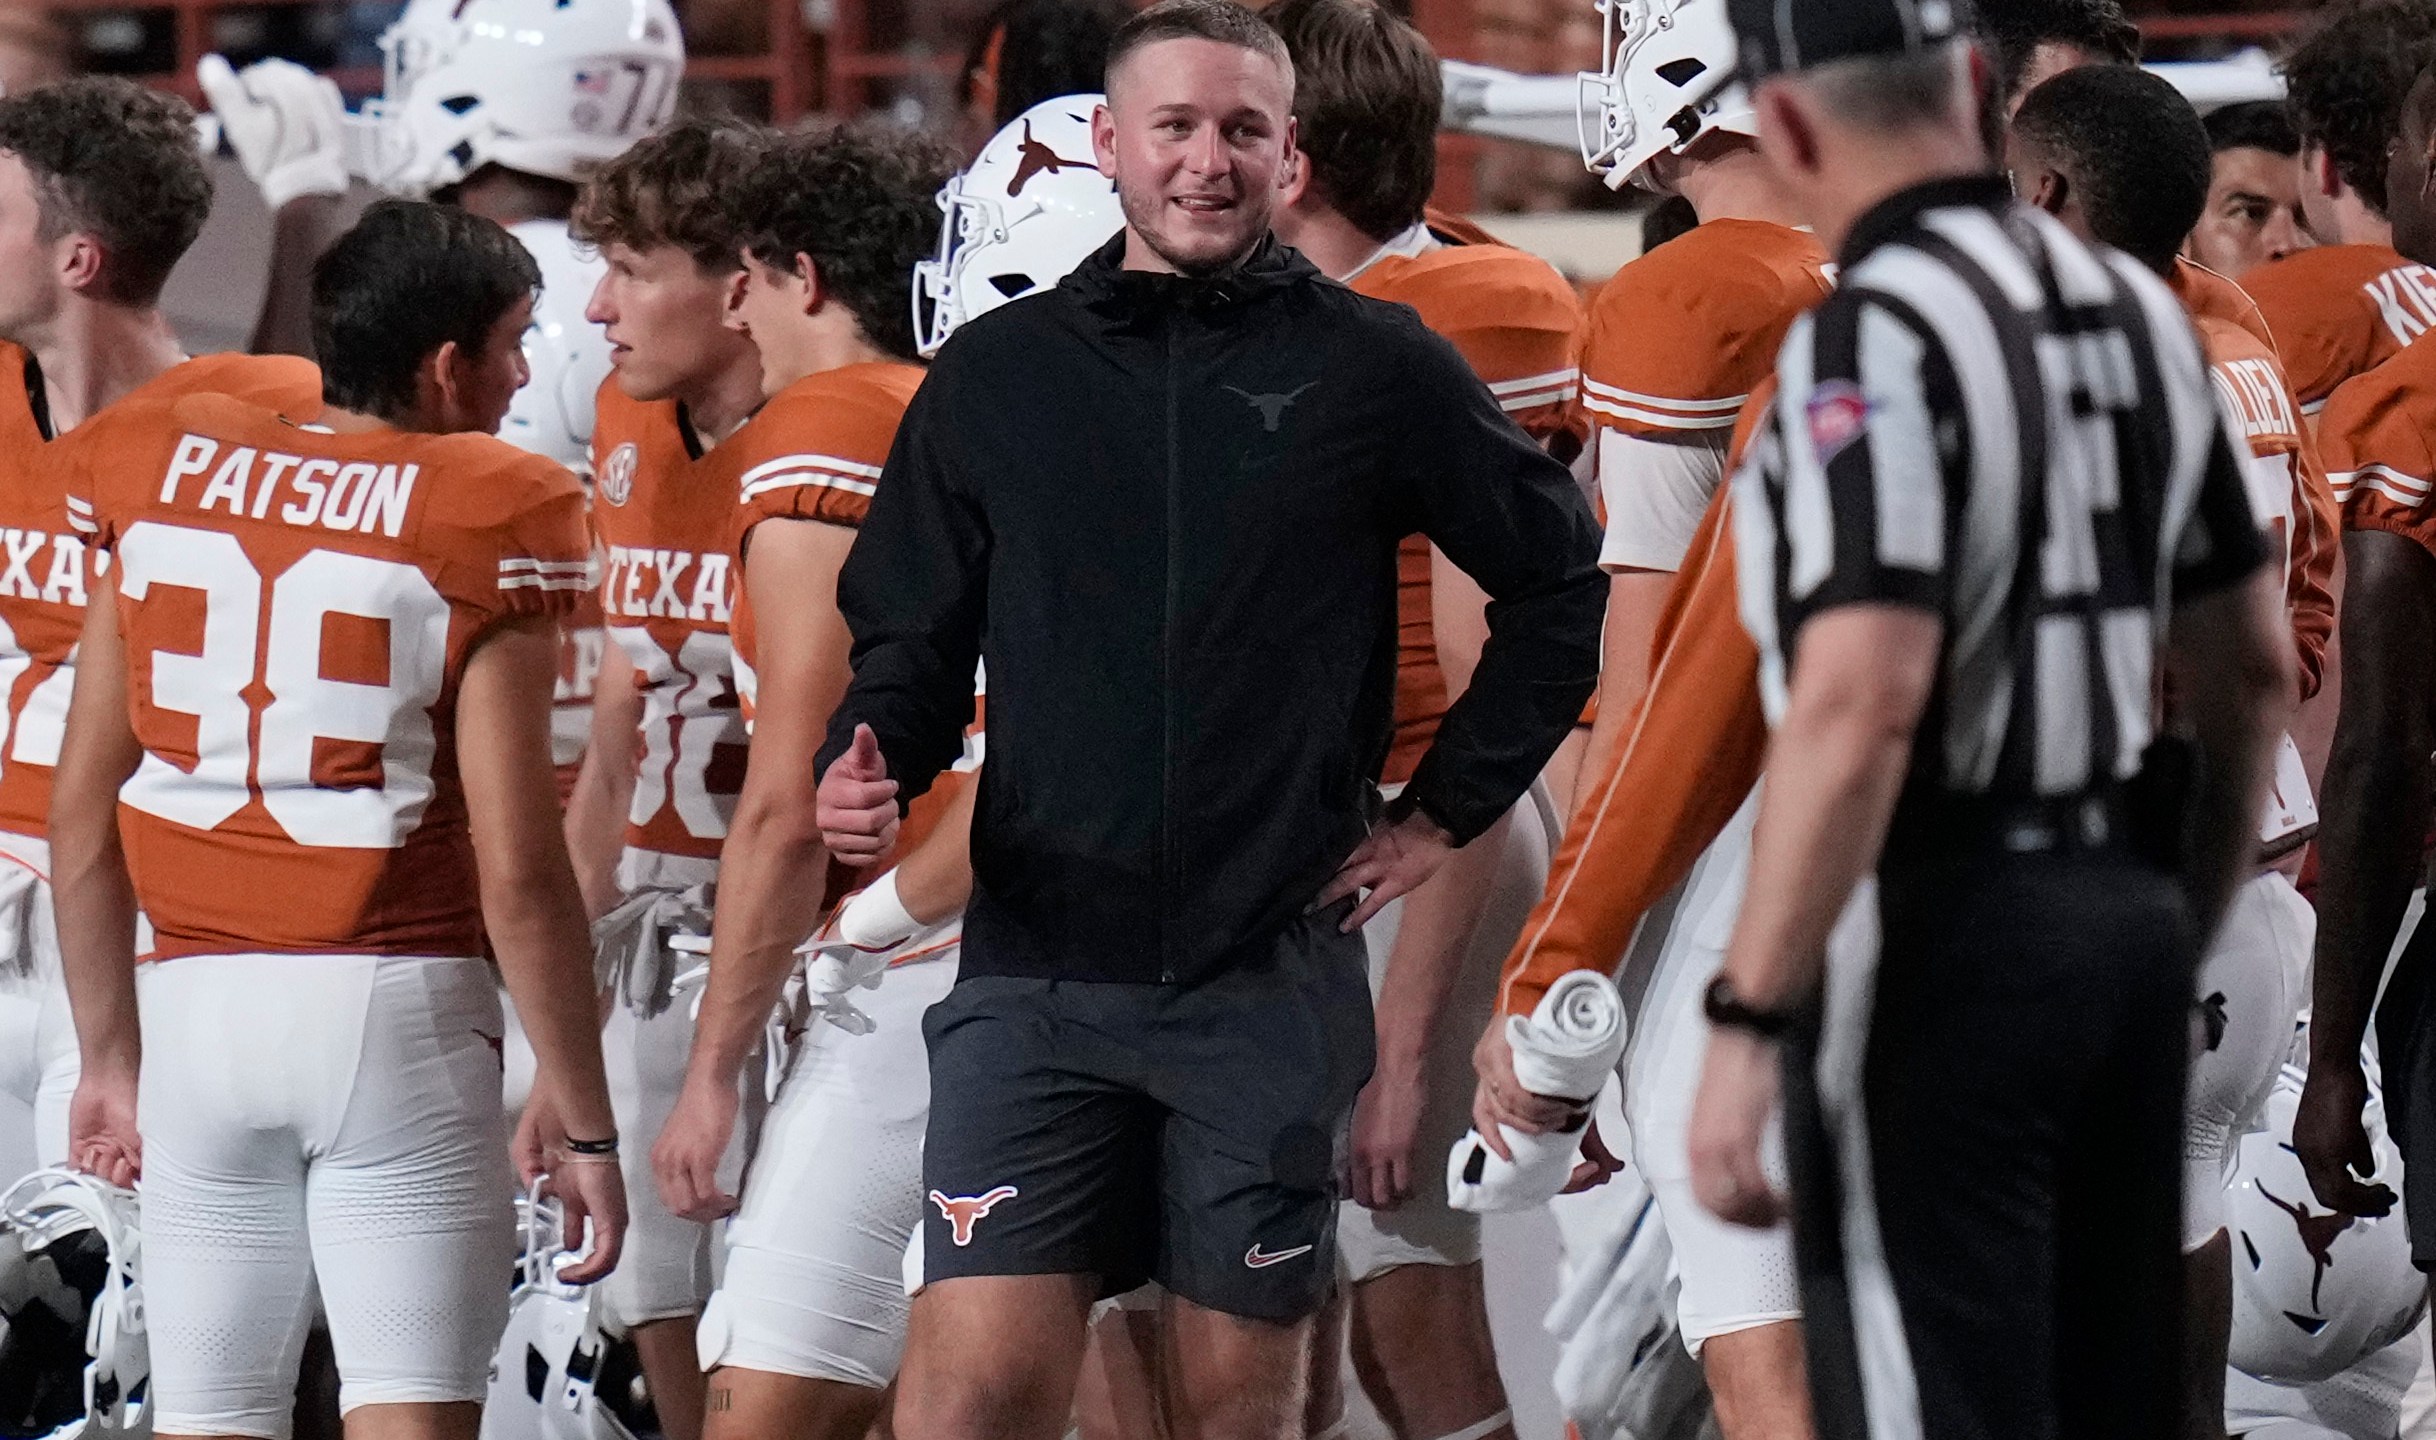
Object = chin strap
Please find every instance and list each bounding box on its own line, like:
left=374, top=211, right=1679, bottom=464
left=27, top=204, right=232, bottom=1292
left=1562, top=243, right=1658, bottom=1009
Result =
left=1425, top=1411, right=1515, bottom=1440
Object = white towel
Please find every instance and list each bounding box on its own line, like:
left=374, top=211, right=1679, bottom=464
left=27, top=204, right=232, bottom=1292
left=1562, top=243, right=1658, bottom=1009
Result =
left=1546, top=1172, right=1705, bottom=1439
left=1445, top=970, right=1627, bottom=1213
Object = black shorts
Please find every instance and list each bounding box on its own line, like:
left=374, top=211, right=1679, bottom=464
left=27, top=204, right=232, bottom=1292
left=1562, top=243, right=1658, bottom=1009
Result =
left=918, top=905, right=1374, bottom=1321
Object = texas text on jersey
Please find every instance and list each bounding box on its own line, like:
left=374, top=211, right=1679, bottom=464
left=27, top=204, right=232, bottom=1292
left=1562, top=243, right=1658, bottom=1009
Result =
left=587, top=382, right=764, bottom=860
left=69, top=391, right=589, bottom=958
left=2243, top=243, right=2436, bottom=416
left=12, top=346, right=320, bottom=844
left=1348, top=222, right=1583, bottom=787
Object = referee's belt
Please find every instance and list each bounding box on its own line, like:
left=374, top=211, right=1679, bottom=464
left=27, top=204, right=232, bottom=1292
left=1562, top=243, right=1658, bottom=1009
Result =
left=1887, top=788, right=2129, bottom=860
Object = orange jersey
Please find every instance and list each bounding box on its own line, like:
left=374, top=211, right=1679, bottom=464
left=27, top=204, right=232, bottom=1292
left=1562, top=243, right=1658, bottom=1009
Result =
left=2196, top=316, right=2337, bottom=700
left=2244, top=244, right=2436, bottom=414
left=10, top=347, right=320, bottom=844
left=2171, top=257, right=2278, bottom=355
left=1350, top=236, right=1585, bottom=788
left=728, top=361, right=923, bottom=713
left=75, top=395, right=589, bottom=960
left=2323, top=328, right=2436, bottom=561
left=588, top=385, right=784, bottom=860
left=1577, top=221, right=1831, bottom=582
left=1575, top=219, right=1831, bottom=445
left=723, top=361, right=979, bottom=890
left=1497, top=386, right=1779, bottom=1019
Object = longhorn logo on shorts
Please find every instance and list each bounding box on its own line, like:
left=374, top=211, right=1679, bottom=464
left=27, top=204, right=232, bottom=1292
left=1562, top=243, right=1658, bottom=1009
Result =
left=930, top=1185, right=1020, bottom=1246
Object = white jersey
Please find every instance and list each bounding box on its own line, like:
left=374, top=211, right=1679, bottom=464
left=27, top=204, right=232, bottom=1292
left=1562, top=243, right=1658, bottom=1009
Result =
left=502, top=218, right=610, bottom=477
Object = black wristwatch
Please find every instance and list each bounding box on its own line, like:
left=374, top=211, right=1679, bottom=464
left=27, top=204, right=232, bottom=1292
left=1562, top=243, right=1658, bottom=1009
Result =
left=1703, top=975, right=1803, bottom=1039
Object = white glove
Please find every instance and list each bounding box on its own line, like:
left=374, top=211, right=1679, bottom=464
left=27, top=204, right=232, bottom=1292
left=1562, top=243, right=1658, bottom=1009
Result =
left=795, top=871, right=931, bottom=1035
left=197, top=54, right=350, bottom=210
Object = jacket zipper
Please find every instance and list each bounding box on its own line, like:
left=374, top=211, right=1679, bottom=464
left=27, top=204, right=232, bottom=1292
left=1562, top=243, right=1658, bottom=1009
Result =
left=1160, top=313, right=1181, bottom=983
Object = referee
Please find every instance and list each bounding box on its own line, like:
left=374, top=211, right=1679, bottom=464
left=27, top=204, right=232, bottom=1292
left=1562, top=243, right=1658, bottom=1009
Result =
left=1684, top=1, right=2292, bottom=1435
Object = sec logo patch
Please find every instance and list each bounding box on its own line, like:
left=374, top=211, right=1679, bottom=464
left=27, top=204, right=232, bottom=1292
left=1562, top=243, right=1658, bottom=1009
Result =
left=598, top=442, right=639, bottom=507
left=1805, top=380, right=1872, bottom=465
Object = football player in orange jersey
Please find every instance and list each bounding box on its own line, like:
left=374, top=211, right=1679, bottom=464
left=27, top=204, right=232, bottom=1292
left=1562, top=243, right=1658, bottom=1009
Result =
left=51, top=198, right=625, bottom=1440
left=2190, top=102, right=2314, bottom=283
left=0, top=78, right=320, bottom=1185
left=2246, top=0, right=2436, bottom=418
left=2010, top=65, right=2337, bottom=1440
left=640, top=120, right=956, bottom=1440
left=1538, top=0, right=1830, bottom=1428
left=1260, top=5, right=1578, bottom=1438
left=556, top=116, right=771, bottom=1440
left=2298, top=61, right=2436, bottom=1347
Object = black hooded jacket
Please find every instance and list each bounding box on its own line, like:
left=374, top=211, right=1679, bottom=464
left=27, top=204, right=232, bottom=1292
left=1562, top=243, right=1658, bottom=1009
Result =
left=818, top=233, right=1602, bottom=985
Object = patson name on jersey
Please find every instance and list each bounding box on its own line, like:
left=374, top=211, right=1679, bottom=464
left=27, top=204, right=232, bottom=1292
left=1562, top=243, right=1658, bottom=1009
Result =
left=157, top=434, right=418, bottom=539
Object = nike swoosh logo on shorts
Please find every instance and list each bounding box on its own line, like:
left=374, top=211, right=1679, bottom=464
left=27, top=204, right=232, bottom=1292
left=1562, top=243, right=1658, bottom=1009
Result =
left=1243, top=1242, right=1315, bottom=1269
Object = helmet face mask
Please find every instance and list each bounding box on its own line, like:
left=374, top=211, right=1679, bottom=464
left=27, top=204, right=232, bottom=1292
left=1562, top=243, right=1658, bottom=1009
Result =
left=356, top=0, right=686, bottom=199
left=0, top=1169, right=147, bottom=1440
left=912, top=96, right=1123, bottom=358
left=484, top=1184, right=645, bottom=1440
left=1577, top=0, right=1756, bottom=192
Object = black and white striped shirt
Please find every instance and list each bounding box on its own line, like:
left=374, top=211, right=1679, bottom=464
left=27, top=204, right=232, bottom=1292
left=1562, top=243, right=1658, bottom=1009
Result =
left=1730, top=177, right=2267, bottom=807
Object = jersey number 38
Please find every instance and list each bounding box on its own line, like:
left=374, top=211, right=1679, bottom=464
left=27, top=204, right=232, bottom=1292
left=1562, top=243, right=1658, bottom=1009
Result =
left=116, top=522, right=448, bottom=850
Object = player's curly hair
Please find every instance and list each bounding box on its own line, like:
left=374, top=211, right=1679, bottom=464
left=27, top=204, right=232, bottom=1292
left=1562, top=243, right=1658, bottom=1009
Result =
left=1265, top=0, right=1440, bottom=244
left=572, top=116, right=773, bottom=272
left=725, top=119, right=955, bottom=364
left=2281, top=0, right=2436, bottom=217
left=314, top=199, right=541, bottom=420
left=1974, top=0, right=2140, bottom=104
left=0, top=78, right=212, bottom=306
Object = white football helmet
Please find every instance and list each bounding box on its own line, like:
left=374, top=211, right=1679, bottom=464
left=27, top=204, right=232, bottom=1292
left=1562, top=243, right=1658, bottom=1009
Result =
left=1576, top=0, right=1756, bottom=192
left=357, top=0, right=685, bottom=199
left=0, top=1169, right=148, bottom=1439
left=912, top=94, right=1122, bottom=358
left=500, top=218, right=611, bottom=473
left=2227, top=1062, right=2427, bottom=1386
left=479, top=1187, right=643, bottom=1440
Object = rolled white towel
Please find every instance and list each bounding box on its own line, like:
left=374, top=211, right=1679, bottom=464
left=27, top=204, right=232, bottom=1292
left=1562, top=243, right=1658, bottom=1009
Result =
left=1445, top=970, right=1627, bottom=1213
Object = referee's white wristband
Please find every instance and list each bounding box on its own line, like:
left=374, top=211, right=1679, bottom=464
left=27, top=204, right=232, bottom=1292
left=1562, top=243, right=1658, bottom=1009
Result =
left=836, top=870, right=919, bottom=952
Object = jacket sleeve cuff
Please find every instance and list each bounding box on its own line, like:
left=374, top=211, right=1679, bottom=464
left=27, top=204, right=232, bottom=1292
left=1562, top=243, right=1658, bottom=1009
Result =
left=1386, top=781, right=1489, bottom=847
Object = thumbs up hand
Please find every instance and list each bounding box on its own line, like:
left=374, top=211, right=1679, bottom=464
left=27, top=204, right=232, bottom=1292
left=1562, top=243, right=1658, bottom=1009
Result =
left=818, top=725, right=901, bottom=865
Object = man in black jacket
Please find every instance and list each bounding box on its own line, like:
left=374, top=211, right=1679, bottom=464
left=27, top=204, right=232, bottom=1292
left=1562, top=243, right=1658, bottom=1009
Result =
left=814, top=2, right=1602, bottom=1433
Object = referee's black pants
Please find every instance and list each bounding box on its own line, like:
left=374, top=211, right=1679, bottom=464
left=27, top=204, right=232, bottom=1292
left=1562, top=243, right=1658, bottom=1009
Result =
left=1784, top=841, right=2193, bottom=1439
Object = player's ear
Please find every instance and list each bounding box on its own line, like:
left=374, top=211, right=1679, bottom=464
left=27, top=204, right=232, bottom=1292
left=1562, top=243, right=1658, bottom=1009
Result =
left=2308, top=146, right=2343, bottom=201
left=54, top=231, right=105, bottom=296
left=1751, top=82, right=1819, bottom=183
left=722, top=264, right=751, bottom=332
left=1092, top=99, right=1119, bottom=178
left=425, top=338, right=468, bottom=430
left=793, top=252, right=822, bottom=316
left=2021, top=166, right=2067, bottom=218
